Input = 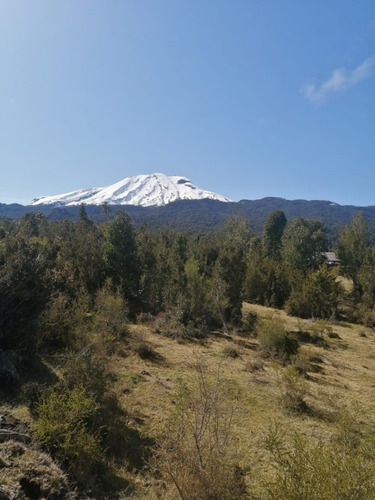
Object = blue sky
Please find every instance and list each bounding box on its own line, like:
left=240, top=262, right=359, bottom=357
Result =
left=1, top=1, right=374, bottom=206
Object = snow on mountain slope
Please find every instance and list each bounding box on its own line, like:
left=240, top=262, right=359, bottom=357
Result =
left=29, top=173, right=231, bottom=207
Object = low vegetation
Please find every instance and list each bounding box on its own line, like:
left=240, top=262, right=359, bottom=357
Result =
left=1, top=208, right=375, bottom=498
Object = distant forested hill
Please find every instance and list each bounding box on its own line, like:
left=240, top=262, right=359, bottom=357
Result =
left=1, top=198, right=375, bottom=243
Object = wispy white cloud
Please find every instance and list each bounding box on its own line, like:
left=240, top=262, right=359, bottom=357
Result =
left=302, top=56, right=375, bottom=103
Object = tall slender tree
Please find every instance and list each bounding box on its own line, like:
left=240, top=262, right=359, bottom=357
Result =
left=338, top=211, right=369, bottom=294
left=103, top=211, right=140, bottom=304
left=262, top=210, right=287, bottom=260
left=217, top=214, right=252, bottom=324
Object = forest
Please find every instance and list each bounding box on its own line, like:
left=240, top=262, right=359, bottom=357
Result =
left=1, top=206, right=375, bottom=499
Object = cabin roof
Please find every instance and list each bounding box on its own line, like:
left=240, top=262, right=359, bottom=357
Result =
left=323, top=251, right=340, bottom=264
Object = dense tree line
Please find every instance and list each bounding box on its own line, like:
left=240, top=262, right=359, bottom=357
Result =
left=1, top=207, right=375, bottom=356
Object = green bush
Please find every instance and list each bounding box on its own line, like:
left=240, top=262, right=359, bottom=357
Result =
left=34, top=386, right=101, bottom=481
left=38, top=293, right=80, bottom=351
left=94, top=286, right=128, bottom=342
left=241, top=312, right=258, bottom=336
left=183, top=320, right=208, bottom=340
left=62, top=354, right=108, bottom=401
left=264, top=415, right=375, bottom=499
left=360, top=308, right=375, bottom=329
left=258, top=319, right=299, bottom=362
left=34, top=352, right=129, bottom=482
left=61, top=352, right=128, bottom=459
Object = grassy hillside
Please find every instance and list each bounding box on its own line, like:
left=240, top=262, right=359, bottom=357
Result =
left=2, top=302, right=375, bottom=499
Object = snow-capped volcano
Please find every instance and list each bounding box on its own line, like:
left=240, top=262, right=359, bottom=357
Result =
left=29, top=173, right=231, bottom=207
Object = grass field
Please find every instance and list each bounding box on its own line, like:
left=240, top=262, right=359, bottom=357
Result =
left=109, top=303, right=375, bottom=497
left=2, top=302, right=375, bottom=498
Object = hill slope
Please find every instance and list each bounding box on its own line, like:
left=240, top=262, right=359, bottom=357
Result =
left=2, top=303, right=375, bottom=498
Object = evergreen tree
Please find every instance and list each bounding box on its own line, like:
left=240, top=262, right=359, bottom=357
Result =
left=181, top=257, right=210, bottom=324
left=286, top=265, right=342, bottom=319
left=217, top=214, right=252, bottom=324
left=137, top=224, right=162, bottom=314
left=262, top=209, right=287, bottom=260
left=244, top=257, right=291, bottom=308
left=103, top=211, right=140, bottom=304
left=338, top=211, right=369, bottom=294
left=282, top=217, right=327, bottom=274
left=18, top=212, right=49, bottom=238
left=0, top=231, right=56, bottom=351
left=76, top=224, right=105, bottom=297
left=209, top=260, right=230, bottom=331
left=359, top=248, right=375, bottom=310
left=78, top=203, right=92, bottom=228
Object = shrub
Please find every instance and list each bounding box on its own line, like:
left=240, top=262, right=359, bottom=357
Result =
left=61, top=353, right=128, bottom=459
left=153, top=312, right=208, bottom=342
left=305, top=320, right=338, bottom=343
left=34, top=350, right=128, bottom=483
left=293, top=351, right=312, bottom=376
left=280, top=366, right=308, bottom=413
left=245, top=358, right=264, bottom=372
left=222, top=344, right=241, bottom=358
left=183, top=320, right=208, bottom=340
left=20, top=381, right=46, bottom=411
left=94, top=286, right=128, bottom=341
left=258, top=319, right=299, bottom=362
left=241, top=312, right=258, bottom=336
left=128, top=331, right=160, bottom=360
left=309, top=319, right=333, bottom=337
left=133, top=341, right=158, bottom=360
left=293, top=348, right=323, bottom=375
left=62, top=353, right=108, bottom=401
left=264, top=414, right=375, bottom=499
left=154, top=312, right=185, bottom=341
left=150, top=364, right=247, bottom=499
left=34, top=386, right=101, bottom=481
left=136, top=312, right=154, bottom=324
left=360, top=308, right=375, bottom=329
left=38, top=293, right=79, bottom=351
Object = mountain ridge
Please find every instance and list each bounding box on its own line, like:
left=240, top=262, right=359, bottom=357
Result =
left=1, top=172, right=375, bottom=244
left=2, top=197, right=375, bottom=247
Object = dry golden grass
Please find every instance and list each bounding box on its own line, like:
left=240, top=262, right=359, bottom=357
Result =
left=103, top=303, right=375, bottom=496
